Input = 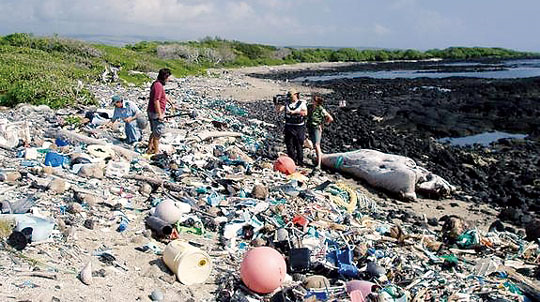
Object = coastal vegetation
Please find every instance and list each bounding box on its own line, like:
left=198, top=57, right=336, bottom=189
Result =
left=0, top=33, right=538, bottom=108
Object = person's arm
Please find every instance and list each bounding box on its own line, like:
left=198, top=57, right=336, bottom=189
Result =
left=153, top=85, right=164, bottom=120
left=276, top=104, right=285, bottom=113
left=287, top=101, right=308, bottom=116
left=166, top=95, right=175, bottom=107
left=124, top=102, right=140, bottom=123
left=101, top=110, right=119, bottom=128
left=323, top=108, right=334, bottom=123
left=124, top=112, right=140, bottom=123
left=298, top=101, right=308, bottom=116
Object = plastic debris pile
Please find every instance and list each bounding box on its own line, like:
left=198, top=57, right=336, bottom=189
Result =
left=0, top=74, right=538, bottom=302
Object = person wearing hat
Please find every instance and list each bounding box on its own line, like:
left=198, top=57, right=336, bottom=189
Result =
left=277, top=88, right=308, bottom=166
left=104, top=95, right=143, bottom=144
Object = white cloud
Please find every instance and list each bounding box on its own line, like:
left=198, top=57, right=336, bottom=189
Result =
left=390, top=0, right=418, bottom=10
left=0, top=0, right=538, bottom=50
left=226, top=1, right=255, bottom=20
left=1, top=0, right=215, bottom=29
left=374, top=24, right=391, bottom=35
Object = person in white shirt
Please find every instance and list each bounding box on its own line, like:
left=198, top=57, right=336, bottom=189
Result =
left=277, top=89, right=308, bottom=166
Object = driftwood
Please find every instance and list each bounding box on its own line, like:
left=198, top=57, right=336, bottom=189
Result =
left=190, top=131, right=243, bottom=142
left=124, top=174, right=184, bottom=192
left=500, top=265, right=540, bottom=301
left=47, top=129, right=139, bottom=160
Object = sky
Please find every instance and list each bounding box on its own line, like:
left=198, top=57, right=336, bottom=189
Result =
left=1, top=0, right=539, bottom=51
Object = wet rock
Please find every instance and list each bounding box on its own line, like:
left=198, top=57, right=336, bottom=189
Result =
left=304, top=275, right=330, bottom=289
left=427, top=217, right=439, bottom=227
left=68, top=203, right=84, bottom=214
left=79, top=262, right=93, bottom=285
left=150, top=289, right=164, bottom=301
left=251, top=184, right=269, bottom=200
left=78, top=164, right=104, bottom=179
left=48, top=178, right=67, bottom=194
left=139, top=183, right=153, bottom=196
left=83, top=219, right=95, bottom=230
left=367, top=261, right=386, bottom=278
left=525, top=221, right=540, bottom=242
left=1, top=171, right=21, bottom=182
left=440, top=216, right=469, bottom=242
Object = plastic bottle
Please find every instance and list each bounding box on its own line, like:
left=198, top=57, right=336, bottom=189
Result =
left=116, top=213, right=129, bottom=232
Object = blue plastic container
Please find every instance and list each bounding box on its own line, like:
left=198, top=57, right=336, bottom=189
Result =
left=55, top=138, right=69, bottom=147
left=44, top=152, right=65, bottom=167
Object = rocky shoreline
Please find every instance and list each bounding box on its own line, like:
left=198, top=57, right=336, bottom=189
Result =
left=244, top=62, right=540, bottom=227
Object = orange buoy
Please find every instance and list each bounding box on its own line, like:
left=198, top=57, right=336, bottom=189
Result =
left=274, top=156, right=296, bottom=175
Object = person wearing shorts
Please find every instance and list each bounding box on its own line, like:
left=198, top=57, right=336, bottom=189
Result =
left=307, top=95, right=333, bottom=169
left=146, top=68, right=172, bottom=154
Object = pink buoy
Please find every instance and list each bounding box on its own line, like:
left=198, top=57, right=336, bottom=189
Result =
left=346, top=280, right=379, bottom=298
left=350, top=290, right=365, bottom=302
left=274, top=156, right=296, bottom=175
left=240, top=247, right=286, bottom=294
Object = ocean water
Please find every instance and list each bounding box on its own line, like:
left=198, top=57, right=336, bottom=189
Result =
left=438, top=131, right=528, bottom=147
left=292, top=59, right=540, bottom=81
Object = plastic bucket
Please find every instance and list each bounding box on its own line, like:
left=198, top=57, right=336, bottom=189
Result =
left=162, top=241, right=212, bottom=285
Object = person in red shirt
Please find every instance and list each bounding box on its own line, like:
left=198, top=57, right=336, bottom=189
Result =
left=147, top=68, right=172, bottom=154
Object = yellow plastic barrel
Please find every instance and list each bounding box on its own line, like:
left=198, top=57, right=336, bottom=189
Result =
left=162, top=240, right=212, bottom=285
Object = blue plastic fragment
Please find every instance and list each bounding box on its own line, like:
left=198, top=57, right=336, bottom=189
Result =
left=327, top=247, right=359, bottom=278
left=55, top=138, right=69, bottom=147
left=44, top=152, right=65, bottom=167
left=207, top=191, right=223, bottom=206
left=305, top=290, right=328, bottom=301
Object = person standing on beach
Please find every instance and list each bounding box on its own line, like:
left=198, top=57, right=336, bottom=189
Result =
left=277, top=89, right=308, bottom=166
left=307, top=95, right=334, bottom=169
left=147, top=68, right=173, bottom=154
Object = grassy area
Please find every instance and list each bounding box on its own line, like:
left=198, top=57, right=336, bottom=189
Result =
left=0, top=33, right=205, bottom=108
left=1, top=33, right=539, bottom=108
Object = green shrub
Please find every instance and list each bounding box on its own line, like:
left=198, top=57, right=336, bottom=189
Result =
left=0, top=44, right=100, bottom=108
left=1, top=33, right=538, bottom=109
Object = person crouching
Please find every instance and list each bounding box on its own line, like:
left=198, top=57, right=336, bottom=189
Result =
left=104, top=95, right=143, bottom=144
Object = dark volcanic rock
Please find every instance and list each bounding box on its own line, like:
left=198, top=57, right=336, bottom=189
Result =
left=243, top=63, right=540, bottom=225
left=525, top=220, right=540, bottom=242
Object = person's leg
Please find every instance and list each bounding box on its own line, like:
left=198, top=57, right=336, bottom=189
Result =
left=147, top=115, right=156, bottom=154
left=314, top=127, right=322, bottom=168
left=284, top=126, right=296, bottom=162
left=150, top=119, right=165, bottom=154
left=307, top=126, right=316, bottom=165
left=153, top=136, right=160, bottom=154
left=148, top=135, right=154, bottom=154
left=294, top=125, right=305, bottom=166
left=124, top=121, right=140, bottom=144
